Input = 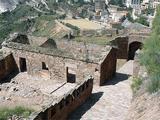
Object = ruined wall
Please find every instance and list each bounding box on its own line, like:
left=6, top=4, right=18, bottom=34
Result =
left=99, top=48, right=117, bottom=85
left=32, top=78, right=93, bottom=120
left=2, top=38, right=117, bottom=85
left=2, top=47, right=100, bottom=84
left=112, top=36, right=129, bottom=59
left=0, top=54, right=18, bottom=81
left=111, top=35, right=149, bottom=60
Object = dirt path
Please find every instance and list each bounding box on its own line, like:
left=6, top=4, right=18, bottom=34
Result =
left=69, top=61, right=133, bottom=120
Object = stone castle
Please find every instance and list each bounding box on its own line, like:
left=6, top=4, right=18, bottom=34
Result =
left=0, top=30, right=149, bottom=119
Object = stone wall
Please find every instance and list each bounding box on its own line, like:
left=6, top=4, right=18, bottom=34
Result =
left=31, top=78, right=93, bottom=120
left=110, top=34, right=149, bottom=60
left=111, top=36, right=129, bottom=59
left=0, top=54, right=18, bottom=81
left=100, top=48, right=117, bottom=85
left=2, top=39, right=117, bottom=85
left=2, top=47, right=100, bottom=84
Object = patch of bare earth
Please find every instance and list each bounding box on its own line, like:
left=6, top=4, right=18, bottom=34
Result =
left=126, top=92, right=160, bottom=120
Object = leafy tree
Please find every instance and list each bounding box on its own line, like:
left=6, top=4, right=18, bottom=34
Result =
left=126, top=12, right=134, bottom=22
left=109, top=0, right=124, bottom=7
left=135, top=16, right=149, bottom=26
left=141, top=7, right=154, bottom=15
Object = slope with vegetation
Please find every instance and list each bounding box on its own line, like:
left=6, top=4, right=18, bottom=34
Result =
left=127, top=7, right=160, bottom=120
left=140, top=7, right=160, bottom=93
left=0, top=0, right=93, bottom=46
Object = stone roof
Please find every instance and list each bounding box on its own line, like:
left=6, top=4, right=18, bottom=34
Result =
left=40, top=38, right=57, bottom=49
left=2, top=33, right=112, bottom=63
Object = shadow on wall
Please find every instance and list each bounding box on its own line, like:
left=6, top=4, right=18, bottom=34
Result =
left=0, top=54, right=19, bottom=83
left=68, top=92, right=103, bottom=120
left=0, top=70, right=19, bottom=84
left=128, top=41, right=142, bottom=60
left=104, top=72, right=130, bottom=85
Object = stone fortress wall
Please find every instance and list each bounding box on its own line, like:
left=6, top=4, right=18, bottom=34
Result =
left=1, top=34, right=117, bottom=85
left=110, top=33, right=150, bottom=60
left=30, top=77, right=93, bottom=120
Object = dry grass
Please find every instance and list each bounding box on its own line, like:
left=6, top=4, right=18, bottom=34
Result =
left=73, top=36, right=112, bottom=46
left=62, top=19, right=104, bottom=30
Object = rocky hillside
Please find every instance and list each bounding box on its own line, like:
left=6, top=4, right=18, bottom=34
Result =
left=0, top=0, right=90, bottom=13
left=0, top=0, right=92, bottom=44
left=0, top=0, right=26, bottom=13
left=0, top=0, right=54, bottom=13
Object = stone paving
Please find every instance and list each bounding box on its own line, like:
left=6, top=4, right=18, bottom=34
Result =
left=69, top=60, right=133, bottom=120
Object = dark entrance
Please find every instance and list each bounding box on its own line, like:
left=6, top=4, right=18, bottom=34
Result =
left=66, top=67, right=76, bottom=83
left=128, top=42, right=142, bottom=60
left=19, top=58, right=27, bottom=72
left=42, top=62, right=49, bottom=70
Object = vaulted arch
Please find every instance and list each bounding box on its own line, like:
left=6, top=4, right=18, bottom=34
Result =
left=128, top=41, right=143, bottom=60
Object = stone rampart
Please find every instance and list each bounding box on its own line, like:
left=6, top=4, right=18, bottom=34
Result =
left=30, top=77, right=93, bottom=120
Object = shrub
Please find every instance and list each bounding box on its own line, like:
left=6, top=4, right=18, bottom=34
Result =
left=65, top=23, right=80, bottom=35
left=140, top=6, right=160, bottom=93
left=131, top=77, right=143, bottom=93
left=148, top=74, right=160, bottom=93
left=135, top=15, right=149, bottom=26
left=0, top=106, right=33, bottom=120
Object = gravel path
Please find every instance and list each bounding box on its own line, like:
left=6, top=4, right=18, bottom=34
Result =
left=69, top=61, right=133, bottom=120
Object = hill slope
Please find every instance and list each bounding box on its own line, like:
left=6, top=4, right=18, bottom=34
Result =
left=0, top=0, right=27, bottom=13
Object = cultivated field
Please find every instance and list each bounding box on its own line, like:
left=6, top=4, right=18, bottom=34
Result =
left=62, top=19, right=104, bottom=30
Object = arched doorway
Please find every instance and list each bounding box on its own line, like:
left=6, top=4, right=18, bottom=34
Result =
left=128, top=41, right=142, bottom=60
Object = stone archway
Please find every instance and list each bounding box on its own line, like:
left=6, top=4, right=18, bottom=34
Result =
left=128, top=41, right=142, bottom=60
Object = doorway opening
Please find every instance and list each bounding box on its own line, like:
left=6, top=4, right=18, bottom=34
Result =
left=42, top=62, right=49, bottom=70
left=66, top=67, right=76, bottom=83
left=19, top=57, right=27, bottom=72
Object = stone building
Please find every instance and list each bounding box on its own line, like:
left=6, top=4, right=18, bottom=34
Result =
left=95, top=0, right=106, bottom=12
left=0, top=34, right=96, bottom=120
left=1, top=33, right=117, bottom=86
left=124, top=0, right=141, bottom=8
left=0, top=33, right=118, bottom=119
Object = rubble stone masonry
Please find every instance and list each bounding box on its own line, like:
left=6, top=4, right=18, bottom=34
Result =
left=30, top=77, right=93, bottom=120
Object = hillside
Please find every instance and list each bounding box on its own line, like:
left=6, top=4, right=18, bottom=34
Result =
left=127, top=6, right=160, bottom=120
left=0, top=0, right=93, bottom=45
left=0, top=0, right=27, bottom=13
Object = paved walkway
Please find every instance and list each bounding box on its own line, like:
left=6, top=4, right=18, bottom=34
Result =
left=69, top=60, right=133, bottom=120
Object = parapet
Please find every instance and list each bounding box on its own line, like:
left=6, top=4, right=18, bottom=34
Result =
left=29, top=76, right=94, bottom=120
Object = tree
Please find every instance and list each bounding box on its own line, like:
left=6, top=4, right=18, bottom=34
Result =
left=135, top=16, right=149, bottom=26
left=140, top=6, right=160, bottom=93
left=109, top=0, right=124, bottom=7
left=126, top=12, right=134, bottom=22
left=152, top=7, right=160, bottom=34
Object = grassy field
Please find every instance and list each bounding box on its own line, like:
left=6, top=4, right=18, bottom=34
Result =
left=72, top=36, right=113, bottom=46
left=62, top=19, right=104, bottom=30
